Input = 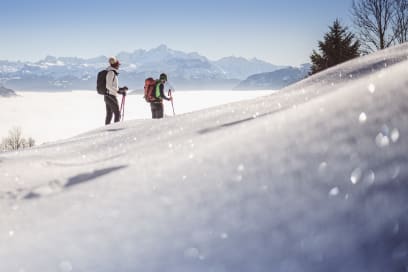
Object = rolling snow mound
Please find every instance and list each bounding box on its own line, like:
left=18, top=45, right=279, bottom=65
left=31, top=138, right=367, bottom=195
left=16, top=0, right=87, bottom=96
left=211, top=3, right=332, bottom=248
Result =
left=0, top=43, right=408, bottom=271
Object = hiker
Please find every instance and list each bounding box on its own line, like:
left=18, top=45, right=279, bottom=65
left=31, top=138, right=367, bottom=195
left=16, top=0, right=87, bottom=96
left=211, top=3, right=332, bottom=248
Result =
left=150, top=73, right=172, bottom=119
left=104, top=57, right=128, bottom=125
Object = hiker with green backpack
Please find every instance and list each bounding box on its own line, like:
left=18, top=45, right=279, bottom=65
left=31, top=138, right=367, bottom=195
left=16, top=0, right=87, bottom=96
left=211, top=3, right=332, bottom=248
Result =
left=144, top=73, right=173, bottom=119
left=97, top=57, right=128, bottom=125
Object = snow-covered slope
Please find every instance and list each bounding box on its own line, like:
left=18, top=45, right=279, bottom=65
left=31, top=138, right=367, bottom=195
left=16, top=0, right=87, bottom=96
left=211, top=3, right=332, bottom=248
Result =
left=0, top=43, right=408, bottom=271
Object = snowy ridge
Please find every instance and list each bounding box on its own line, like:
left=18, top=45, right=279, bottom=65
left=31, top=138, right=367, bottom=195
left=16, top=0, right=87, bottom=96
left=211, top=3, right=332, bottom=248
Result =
left=0, top=43, right=408, bottom=271
left=234, top=64, right=310, bottom=90
left=213, top=56, right=283, bottom=80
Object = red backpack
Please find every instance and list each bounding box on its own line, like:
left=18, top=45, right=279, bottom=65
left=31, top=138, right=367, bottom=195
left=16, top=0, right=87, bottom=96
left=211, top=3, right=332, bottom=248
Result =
left=144, top=77, right=157, bottom=102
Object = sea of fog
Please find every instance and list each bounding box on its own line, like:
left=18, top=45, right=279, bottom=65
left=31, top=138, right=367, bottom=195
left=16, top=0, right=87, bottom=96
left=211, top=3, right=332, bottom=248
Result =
left=0, top=90, right=274, bottom=144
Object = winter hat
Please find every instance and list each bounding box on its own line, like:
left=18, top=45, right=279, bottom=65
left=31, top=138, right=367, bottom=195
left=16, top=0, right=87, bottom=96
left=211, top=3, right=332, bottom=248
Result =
left=159, top=73, right=167, bottom=81
left=109, top=56, right=120, bottom=67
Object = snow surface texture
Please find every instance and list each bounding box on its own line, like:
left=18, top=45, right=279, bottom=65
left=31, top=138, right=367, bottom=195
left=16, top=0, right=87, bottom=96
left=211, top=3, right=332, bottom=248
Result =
left=1, top=43, right=408, bottom=271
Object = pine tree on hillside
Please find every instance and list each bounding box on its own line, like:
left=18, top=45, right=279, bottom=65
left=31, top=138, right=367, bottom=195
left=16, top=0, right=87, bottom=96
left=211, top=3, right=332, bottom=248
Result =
left=310, top=20, right=361, bottom=75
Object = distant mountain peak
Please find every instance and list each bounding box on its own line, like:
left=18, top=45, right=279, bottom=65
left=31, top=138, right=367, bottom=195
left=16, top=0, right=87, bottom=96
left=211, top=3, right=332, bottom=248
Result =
left=44, top=55, right=57, bottom=61
left=218, top=56, right=247, bottom=61
left=156, top=44, right=168, bottom=50
left=0, top=85, right=17, bottom=97
left=250, top=57, right=263, bottom=62
left=234, top=65, right=310, bottom=90
left=0, top=46, right=294, bottom=90
left=149, top=44, right=171, bottom=53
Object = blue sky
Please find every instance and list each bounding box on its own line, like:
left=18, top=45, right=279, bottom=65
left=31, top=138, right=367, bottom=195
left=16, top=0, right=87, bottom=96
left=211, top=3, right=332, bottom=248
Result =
left=1, top=0, right=353, bottom=66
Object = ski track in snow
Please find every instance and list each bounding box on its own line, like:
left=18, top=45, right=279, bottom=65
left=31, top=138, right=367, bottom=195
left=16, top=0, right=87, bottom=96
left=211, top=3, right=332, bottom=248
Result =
left=0, top=43, right=408, bottom=271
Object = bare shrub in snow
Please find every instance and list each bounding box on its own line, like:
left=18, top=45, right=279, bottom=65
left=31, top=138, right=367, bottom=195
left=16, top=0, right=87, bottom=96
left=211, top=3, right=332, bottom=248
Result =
left=1, top=127, right=35, bottom=152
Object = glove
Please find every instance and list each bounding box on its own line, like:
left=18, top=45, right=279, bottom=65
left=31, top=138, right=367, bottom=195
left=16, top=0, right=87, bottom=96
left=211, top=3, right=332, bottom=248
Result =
left=119, top=87, right=128, bottom=95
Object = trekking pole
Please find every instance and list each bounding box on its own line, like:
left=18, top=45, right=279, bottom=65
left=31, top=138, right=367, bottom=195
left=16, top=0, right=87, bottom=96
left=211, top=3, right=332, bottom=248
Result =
left=120, top=94, right=126, bottom=122
left=168, top=90, right=175, bottom=116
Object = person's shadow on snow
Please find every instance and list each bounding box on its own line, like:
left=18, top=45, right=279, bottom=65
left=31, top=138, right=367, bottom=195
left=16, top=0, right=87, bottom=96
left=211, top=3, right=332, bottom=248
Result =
left=22, top=165, right=127, bottom=200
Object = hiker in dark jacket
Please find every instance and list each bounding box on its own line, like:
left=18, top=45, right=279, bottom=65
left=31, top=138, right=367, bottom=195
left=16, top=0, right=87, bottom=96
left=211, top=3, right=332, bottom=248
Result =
left=104, top=57, right=127, bottom=125
left=150, top=73, right=172, bottom=119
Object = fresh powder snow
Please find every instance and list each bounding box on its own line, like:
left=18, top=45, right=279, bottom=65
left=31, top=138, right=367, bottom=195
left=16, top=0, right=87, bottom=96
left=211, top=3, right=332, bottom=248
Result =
left=0, top=43, right=407, bottom=271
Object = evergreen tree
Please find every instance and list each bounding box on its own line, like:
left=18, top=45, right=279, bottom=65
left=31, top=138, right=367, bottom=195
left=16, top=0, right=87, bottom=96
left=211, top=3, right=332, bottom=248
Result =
left=310, top=20, right=361, bottom=75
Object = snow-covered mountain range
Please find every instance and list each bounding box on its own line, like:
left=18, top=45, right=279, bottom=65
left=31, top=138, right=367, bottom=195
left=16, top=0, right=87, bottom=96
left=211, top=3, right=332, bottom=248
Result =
left=0, top=45, right=287, bottom=91
left=1, top=43, right=407, bottom=271
left=235, top=64, right=311, bottom=90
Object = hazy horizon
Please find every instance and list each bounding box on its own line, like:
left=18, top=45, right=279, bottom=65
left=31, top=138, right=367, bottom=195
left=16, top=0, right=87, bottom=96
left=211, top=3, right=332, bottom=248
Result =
left=0, top=44, right=309, bottom=66
left=1, top=0, right=354, bottom=66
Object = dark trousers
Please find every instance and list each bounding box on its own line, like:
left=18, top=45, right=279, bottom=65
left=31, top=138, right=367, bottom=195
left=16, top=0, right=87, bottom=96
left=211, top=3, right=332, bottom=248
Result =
left=104, top=95, right=121, bottom=125
left=150, top=102, right=164, bottom=119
